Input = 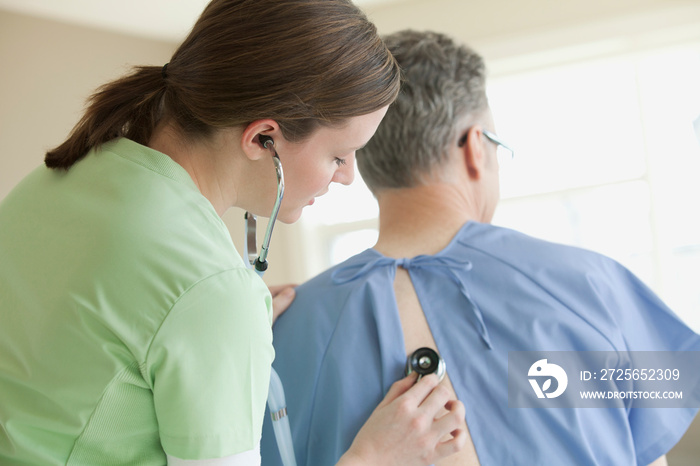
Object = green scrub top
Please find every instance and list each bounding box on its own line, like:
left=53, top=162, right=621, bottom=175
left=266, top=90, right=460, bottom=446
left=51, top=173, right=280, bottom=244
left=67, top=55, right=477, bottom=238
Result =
left=0, top=138, right=274, bottom=464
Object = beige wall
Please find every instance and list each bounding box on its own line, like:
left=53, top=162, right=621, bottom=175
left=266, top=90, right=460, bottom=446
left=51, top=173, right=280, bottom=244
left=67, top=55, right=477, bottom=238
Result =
left=0, top=10, right=174, bottom=199
left=365, top=0, right=700, bottom=60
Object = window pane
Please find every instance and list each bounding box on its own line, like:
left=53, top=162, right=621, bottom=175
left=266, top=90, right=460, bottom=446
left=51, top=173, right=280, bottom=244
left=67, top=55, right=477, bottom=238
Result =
left=636, top=46, right=700, bottom=251
left=635, top=44, right=700, bottom=332
left=302, top=173, right=378, bottom=225
left=488, top=57, right=647, bottom=198
left=330, top=229, right=378, bottom=265
left=493, top=181, right=654, bottom=283
left=663, top=248, right=700, bottom=332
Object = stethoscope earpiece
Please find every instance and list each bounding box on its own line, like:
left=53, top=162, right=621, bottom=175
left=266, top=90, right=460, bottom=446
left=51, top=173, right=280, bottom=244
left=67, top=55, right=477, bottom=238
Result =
left=259, top=135, right=274, bottom=149
left=405, top=347, right=446, bottom=382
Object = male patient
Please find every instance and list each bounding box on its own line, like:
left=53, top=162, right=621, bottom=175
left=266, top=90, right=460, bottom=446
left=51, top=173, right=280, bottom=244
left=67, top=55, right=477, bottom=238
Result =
left=261, top=30, right=700, bottom=465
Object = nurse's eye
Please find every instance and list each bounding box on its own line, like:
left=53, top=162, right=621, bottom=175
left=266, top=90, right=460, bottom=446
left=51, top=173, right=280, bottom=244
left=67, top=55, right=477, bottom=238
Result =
left=334, top=157, right=347, bottom=167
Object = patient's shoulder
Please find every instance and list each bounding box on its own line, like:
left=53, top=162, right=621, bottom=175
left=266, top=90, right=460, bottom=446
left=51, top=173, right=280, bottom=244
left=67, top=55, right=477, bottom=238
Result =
left=458, top=221, right=614, bottom=271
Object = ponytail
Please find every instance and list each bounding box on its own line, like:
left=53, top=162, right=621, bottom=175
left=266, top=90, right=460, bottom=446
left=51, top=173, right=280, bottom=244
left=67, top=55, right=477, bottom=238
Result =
left=45, top=0, right=401, bottom=171
left=45, top=66, right=166, bottom=169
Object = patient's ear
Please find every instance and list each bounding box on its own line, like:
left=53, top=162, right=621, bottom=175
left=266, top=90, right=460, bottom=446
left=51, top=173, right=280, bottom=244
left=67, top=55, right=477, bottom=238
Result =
left=462, top=126, right=487, bottom=180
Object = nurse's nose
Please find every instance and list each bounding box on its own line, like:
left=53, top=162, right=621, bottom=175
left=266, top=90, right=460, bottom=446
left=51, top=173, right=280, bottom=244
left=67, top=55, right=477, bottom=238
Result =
left=333, top=154, right=356, bottom=186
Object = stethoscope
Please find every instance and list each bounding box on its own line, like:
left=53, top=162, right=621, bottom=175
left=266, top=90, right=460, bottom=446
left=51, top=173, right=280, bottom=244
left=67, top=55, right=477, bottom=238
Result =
left=243, top=135, right=299, bottom=466
left=245, top=138, right=446, bottom=465
left=244, top=135, right=284, bottom=277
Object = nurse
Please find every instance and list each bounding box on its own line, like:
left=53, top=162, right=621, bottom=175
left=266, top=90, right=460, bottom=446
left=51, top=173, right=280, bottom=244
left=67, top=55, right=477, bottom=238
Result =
left=0, top=1, right=465, bottom=465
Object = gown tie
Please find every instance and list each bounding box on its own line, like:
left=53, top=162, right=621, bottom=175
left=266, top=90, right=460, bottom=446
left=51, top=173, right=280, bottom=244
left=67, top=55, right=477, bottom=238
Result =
left=332, top=253, right=492, bottom=349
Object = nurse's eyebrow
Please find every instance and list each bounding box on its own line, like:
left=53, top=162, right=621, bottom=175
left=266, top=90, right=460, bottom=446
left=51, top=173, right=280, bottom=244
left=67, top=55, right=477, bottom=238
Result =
left=342, top=139, right=370, bottom=153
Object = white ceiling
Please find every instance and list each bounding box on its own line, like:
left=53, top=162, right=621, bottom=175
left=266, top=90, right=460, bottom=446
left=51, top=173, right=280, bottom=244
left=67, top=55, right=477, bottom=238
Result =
left=0, top=0, right=404, bottom=42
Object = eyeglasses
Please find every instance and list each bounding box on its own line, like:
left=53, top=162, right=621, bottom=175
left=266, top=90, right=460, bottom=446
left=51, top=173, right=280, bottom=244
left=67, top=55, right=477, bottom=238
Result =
left=458, top=128, right=515, bottom=163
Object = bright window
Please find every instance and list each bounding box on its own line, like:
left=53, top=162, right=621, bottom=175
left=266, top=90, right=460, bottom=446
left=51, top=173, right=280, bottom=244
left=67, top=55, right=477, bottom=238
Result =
left=297, top=41, right=700, bottom=332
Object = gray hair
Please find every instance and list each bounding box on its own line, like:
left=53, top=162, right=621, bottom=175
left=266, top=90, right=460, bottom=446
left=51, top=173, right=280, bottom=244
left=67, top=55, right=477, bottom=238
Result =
left=358, top=30, right=489, bottom=193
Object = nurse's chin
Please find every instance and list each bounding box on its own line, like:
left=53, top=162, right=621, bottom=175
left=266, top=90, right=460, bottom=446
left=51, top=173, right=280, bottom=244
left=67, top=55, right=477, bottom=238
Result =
left=277, top=207, right=304, bottom=225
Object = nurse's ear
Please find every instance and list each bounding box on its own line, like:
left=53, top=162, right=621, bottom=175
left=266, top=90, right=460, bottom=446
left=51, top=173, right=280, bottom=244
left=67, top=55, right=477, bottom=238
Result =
left=240, top=119, right=280, bottom=161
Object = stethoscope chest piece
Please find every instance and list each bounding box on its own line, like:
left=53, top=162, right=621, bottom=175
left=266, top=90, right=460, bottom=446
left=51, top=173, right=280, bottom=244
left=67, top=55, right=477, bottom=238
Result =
left=405, top=347, right=446, bottom=382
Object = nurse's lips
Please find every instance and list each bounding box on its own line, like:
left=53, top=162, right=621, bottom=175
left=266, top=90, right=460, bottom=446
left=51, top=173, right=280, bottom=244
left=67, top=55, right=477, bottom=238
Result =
left=309, top=189, right=328, bottom=205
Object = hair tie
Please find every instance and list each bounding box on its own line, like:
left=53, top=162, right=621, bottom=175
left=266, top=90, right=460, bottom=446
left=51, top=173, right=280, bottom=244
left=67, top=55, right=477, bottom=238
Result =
left=161, top=63, right=169, bottom=79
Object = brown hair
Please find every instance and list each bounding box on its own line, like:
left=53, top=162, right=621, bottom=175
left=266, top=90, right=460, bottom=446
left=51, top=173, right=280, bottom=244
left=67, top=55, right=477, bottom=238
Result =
left=45, top=0, right=400, bottom=169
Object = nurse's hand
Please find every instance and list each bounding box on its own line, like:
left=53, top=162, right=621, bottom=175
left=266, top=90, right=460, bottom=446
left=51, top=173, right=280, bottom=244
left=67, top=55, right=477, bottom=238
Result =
left=268, top=284, right=296, bottom=324
left=337, top=373, right=466, bottom=466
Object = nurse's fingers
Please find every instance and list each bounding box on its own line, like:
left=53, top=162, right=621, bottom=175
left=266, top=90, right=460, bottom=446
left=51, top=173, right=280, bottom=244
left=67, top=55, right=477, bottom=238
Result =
left=375, top=372, right=420, bottom=409
left=435, top=426, right=468, bottom=460
left=268, top=284, right=296, bottom=323
left=415, top=376, right=453, bottom=414
left=339, top=373, right=465, bottom=466
left=397, top=373, right=441, bottom=407
left=432, top=399, right=467, bottom=444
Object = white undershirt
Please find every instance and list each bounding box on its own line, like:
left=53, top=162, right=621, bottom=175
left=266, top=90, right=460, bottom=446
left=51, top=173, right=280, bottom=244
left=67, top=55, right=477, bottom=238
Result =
left=166, top=441, right=260, bottom=466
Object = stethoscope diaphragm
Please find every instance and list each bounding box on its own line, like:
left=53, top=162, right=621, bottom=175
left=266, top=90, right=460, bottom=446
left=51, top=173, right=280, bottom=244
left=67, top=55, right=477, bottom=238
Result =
left=405, top=347, right=446, bottom=382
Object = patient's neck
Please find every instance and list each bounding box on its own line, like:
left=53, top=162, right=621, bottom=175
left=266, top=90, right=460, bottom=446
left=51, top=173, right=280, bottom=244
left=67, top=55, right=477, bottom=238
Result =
left=373, top=184, right=479, bottom=258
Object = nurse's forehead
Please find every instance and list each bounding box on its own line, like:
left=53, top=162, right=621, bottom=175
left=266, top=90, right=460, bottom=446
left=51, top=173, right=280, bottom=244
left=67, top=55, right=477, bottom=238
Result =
left=325, top=110, right=387, bottom=147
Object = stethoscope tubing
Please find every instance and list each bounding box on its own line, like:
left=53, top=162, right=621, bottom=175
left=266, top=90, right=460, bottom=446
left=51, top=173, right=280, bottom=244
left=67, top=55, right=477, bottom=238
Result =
left=258, top=154, right=284, bottom=267
left=242, top=139, right=296, bottom=465
left=245, top=138, right=285, bottom=276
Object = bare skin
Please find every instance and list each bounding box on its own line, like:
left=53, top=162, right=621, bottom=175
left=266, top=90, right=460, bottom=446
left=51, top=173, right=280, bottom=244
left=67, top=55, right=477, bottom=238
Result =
left=394, top=267, right=480, bottom=466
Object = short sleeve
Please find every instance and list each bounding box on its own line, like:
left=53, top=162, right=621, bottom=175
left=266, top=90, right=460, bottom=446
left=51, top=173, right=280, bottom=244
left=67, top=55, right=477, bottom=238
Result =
left=593, top=258, right=700, bottom=464
left=592, top=259, right=699, bottom=352
left=146, top=268, right=274, bottom=460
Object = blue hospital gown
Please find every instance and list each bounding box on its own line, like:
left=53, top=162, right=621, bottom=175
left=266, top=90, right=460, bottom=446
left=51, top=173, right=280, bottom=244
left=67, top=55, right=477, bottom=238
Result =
left=261, top=221, right=700, bottom=466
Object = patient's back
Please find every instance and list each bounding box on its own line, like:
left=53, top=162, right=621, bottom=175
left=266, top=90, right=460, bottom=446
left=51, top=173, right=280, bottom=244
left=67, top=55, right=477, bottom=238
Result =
left=394, top=266, right=480, bottom=466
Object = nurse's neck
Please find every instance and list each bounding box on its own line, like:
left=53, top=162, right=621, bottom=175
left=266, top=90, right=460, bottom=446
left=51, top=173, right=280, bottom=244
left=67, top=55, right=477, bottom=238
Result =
left=373, top=183, right=483, bottom=259
left=148, top=121, right=242, bottom=217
